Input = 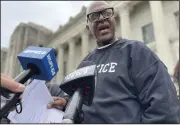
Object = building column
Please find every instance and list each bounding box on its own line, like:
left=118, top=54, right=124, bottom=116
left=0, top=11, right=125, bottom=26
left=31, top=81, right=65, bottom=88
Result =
left=4, top=48, right=11, bottom=75
left=14, top=27, right=24, bottom=76
left=68, top=39, right=75, bottom=73
left=81, top=29, right=89, bottom=60
left=23, top=27, right=29, bottom=49
left=149, top=1, right=175, bottom=73
left=119, top=4, right=132, bottom=39
left=9, top=42, right=17, bottom=78
left=56, top=45, right=64, bottom=84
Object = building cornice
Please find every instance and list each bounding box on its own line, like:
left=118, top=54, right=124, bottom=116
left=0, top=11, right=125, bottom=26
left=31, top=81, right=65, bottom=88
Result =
left=49, top=6, right=86, bottom=42
left=27, top=22, right=53, bottom=35
left=15, top=22, right=53, bottom=35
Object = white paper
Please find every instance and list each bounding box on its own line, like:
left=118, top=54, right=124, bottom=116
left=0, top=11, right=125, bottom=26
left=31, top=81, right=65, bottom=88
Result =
left=7, top=79, right=64, bottom=123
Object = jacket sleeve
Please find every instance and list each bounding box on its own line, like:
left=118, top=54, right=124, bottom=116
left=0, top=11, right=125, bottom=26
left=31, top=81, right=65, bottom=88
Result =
left=48, top=83, right=65, bottom=97
left=130, top=42, right=180, bottom=123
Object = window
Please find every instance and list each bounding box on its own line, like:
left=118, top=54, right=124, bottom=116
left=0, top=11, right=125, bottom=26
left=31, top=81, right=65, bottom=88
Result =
left=174, top=11, right=179, bottom=30
left=142, top=23, right=155, bottom=44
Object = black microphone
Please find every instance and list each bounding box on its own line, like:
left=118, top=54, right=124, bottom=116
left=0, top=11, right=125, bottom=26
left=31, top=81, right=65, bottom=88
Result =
left=60, top=61, right=97, bottom=123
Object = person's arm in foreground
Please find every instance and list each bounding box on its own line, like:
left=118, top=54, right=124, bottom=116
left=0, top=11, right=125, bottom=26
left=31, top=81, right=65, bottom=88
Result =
left=131, top=42, right=180, bottom=123
left=1, top=73, right=25, bottom=93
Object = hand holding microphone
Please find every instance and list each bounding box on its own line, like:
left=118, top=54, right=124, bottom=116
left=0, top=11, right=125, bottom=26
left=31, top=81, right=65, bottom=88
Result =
left=1, top=73, right=25, bottom=93
left=0, top=46, right=59, bottom=120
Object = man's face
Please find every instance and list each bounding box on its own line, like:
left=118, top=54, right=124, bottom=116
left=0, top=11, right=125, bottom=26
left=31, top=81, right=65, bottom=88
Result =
left=86, top=2, right=116, bottom=45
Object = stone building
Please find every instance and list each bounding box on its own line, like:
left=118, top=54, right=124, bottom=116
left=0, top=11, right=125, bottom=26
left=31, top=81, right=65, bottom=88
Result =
left=2, top=22, right=53, bottom=78
left=1, top=48, right=8, bottom=73
left=1, top=1, right=179, bottom=85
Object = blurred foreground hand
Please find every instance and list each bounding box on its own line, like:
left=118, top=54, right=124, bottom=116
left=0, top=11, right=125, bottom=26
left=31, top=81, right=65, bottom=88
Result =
left=1, top=73, right=25, bottom=93
left=47, top=97, right=67, bottom=110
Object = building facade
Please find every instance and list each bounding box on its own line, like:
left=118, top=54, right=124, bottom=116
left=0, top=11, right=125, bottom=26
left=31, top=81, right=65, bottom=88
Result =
left=1, top=1, right=179, bottom=86
left=2, top=22, right=53, bottom=78
left=1, top=48, right=8, bottom=73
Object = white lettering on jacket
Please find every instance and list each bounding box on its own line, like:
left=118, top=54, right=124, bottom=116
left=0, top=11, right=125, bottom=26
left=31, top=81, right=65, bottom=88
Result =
left=97, top=62, right=117, bottom=73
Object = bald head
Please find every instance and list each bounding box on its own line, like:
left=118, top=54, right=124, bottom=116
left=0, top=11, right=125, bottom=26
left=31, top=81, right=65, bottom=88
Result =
left=86, top=1, right=111, bottom=16
left=85, top=1, right=116, bottom=47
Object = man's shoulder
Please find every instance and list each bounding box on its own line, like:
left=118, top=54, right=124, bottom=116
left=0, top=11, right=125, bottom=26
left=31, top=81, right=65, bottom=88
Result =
left=83, top=38, right=152, bottom=57
left=119, top=38, right=155, bottom=55
left=81, top=38, right=157, bottom=61
left=118, top=38, right=160, bottom=63
left=118, top=38, right=148, bottom=49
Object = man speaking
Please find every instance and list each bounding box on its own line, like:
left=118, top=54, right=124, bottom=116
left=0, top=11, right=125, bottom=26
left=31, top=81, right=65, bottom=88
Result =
left=47, top=1, right=180, bottom=123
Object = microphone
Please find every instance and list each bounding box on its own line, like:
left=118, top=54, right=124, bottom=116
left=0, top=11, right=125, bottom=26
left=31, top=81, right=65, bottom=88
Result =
left=0, top=46, right=59, bottom=120
left=17, top=46, right=59, bottom=81
left=60, top=61, right=97, bottom=123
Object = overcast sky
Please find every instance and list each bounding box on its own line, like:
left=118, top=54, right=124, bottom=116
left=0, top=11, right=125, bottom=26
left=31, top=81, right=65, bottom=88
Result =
left=1, top=1, right=93, bottom=48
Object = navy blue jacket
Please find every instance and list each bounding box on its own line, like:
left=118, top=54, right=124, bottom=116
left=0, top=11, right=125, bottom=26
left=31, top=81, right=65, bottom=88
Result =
left=78, top=38, right=180, bottom=123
